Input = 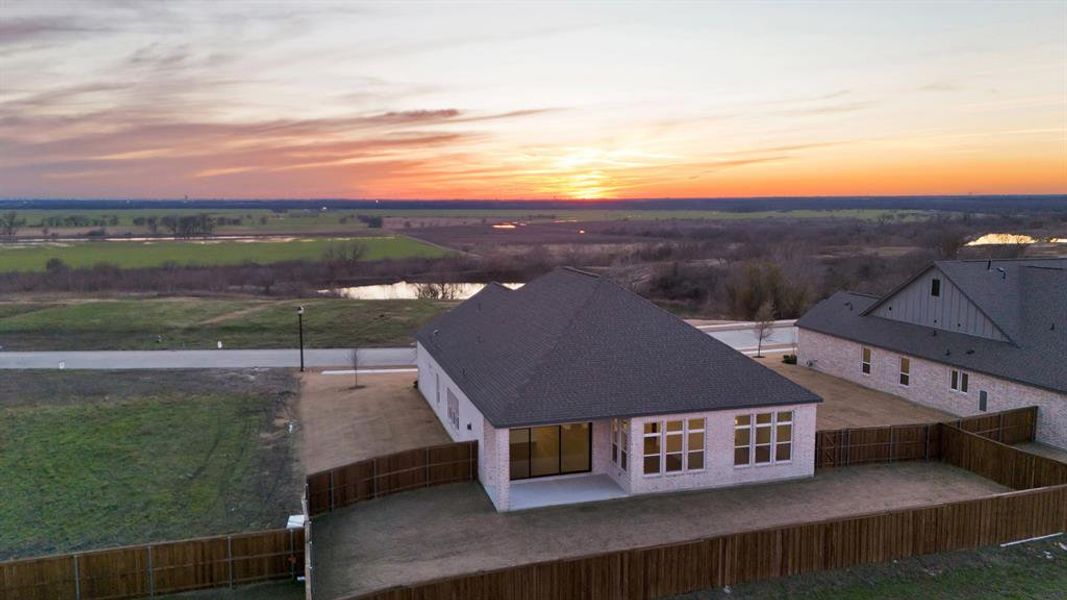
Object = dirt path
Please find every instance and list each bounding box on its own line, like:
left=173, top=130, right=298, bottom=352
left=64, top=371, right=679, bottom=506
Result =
left=312, top=462, right=1006, bottom=599
left=297, top=371, right=449, bottom=473
left=197, top=302, right=275, bottom=325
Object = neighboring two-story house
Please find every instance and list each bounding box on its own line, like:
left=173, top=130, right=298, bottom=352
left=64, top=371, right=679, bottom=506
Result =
left=797, top=258, right=1067, bottom=449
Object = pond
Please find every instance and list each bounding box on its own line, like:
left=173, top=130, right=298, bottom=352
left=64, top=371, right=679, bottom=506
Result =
left=329, top=281, right=523, bottom=300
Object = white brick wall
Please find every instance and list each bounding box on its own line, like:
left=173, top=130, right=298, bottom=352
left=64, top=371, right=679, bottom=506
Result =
left=797, top=329, right=1067, bottom=450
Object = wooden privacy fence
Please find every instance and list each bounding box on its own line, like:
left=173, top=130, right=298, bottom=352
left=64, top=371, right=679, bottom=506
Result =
left=0, top=528, right=304, bottom=600
left=341, top=484, right=1067, bottom=600
left=306, top=441, right=477, bottom=516
left=815, top=406, right=1036, bottom=469
left=941, top=424, right=1067, bottom=490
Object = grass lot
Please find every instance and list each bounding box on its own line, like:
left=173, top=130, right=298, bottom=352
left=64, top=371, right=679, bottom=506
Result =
left=0, top=369, right=300, bottom=560
left=7, top=207, right=931, bottom=236
left=675, top=537, right=1067, bottom=599
left=0, top=235, right=447, bottom=273
left=0, top=296, right=448, bottom=350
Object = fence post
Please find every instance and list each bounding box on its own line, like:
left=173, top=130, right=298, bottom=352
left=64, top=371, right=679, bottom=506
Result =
left=888, top=427, right=895, bottom=463
left=146, top=545, right=155, bottom=597
left=425, top=447, right=431, bottom=488
left=998, top=412, right=1005, bottom=442
left=372, top=459, right=378, bottom=498
left=329, top=470, right=336, bottom=511
left=73, top=554, right=81, bottom=600
left=923, top=425, right=929, bottom=461
left=227, top=535, right=234, bottom=588
left=289, top=528, right=296, bottom=579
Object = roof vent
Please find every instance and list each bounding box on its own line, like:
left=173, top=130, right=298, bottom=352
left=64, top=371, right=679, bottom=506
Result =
left=1052, top=323, right=1056, bottom=331
left=996, top=267, right=1006, bottom=280
left=844, top=301, right=853, bottom=311
left=433, top=329, right=440, bottom=336
left=945, top=348, right=951, bottom=356
left=966, top=349, right=975, bottom=355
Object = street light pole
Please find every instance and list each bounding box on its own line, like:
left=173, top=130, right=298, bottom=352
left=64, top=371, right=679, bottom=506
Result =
left=297, top=305, right=305, bottom=372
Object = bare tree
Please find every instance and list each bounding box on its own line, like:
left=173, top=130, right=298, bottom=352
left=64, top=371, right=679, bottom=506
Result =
left=752, top=300, right=776, bottom=358
left=349, top=348, right=362, bottom=389
left=1, top=211, right=25, bottom=237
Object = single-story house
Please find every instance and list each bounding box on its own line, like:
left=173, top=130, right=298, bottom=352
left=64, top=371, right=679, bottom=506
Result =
left=415, top=267, right=821, bottom=512
left=797, top=258, right=1067, bottom=449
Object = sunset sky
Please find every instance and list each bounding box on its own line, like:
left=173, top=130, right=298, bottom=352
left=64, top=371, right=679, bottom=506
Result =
left=1, top=1, right=1065, bottom=200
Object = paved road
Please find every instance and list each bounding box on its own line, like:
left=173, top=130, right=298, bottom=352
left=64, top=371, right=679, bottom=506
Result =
left=0, top=322, right=795, bottom=370
left=0, top=348, right=416, bottom=370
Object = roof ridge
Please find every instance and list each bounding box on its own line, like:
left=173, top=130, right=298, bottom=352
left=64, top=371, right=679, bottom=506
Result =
left=506, top=274, right=603, bottom=407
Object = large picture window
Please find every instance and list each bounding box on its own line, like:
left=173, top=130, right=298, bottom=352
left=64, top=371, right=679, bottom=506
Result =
left=643, top=418, right=705, bottom=476
left=611, top=418, right=629, bottom=471
left=509, top=423, right=591, bottom=480
left=734, top=411, right=792, bottom=467
left=446, top=389, right=460, bottom=429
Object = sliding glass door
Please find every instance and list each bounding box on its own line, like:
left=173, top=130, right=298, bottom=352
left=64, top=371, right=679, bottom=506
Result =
left=509, top=422, right=591, bottom=480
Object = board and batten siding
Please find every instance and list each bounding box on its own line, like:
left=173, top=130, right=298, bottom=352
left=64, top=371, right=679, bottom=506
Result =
left=870, top=267, right=1008, bottom=341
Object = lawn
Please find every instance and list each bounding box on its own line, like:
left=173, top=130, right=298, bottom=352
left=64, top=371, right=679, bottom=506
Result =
left=0, top=369, right=301, bottom=560
left=674, top=537, right=1067, bottom=599
left=0, top=296, right=449, bottom=350
left=0, top=235, right=447, bottom=273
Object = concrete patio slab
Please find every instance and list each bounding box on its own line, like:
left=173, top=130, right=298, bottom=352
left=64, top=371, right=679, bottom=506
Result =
left=509, top=474, right=627, bottom=511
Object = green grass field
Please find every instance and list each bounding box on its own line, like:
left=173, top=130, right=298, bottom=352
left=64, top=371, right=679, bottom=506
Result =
left=0, top=370, right=300, bottom=560
left=674, top=537, right=1067, bottom=600
left=0, top=236, right=447, bottom=273
left=6, top=207, right=931, bottom=235
left=0, top=296, right=448, bottom=350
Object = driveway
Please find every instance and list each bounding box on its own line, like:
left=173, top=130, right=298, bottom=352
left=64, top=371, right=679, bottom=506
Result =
left=311, top=462, right=1005, bottom=599
left=759, top=357, right=954, bottom=430
left=298, top=371, right=449, bottom=473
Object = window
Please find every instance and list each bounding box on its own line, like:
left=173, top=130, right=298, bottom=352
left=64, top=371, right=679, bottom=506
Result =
left=446, top=389, right=460, bottom=428
left=509, top=423, right=591, bottom=480
left=735, top=411, right=792, bottom=467
left=610, top=418, right=629, bottom=471
left=979, top=390, right=988, bottom=412
left=899, top=357, right=910, bottom=386
left=931, top=278, right=941, bottom=297
left=861, top=347, right=872, bottom=375
left=435, top=372, right=441, bottom=405
left=643, top=418, right=705, bottom=475
left=950, top=369, right=969, bottom=393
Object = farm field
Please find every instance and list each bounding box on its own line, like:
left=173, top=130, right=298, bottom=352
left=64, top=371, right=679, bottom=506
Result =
left=0, top=296, right=448, bottom=350
left=0, top=235, right=448, bottom=273
left=4, top=207, right=934, bottom=237
left=675, top=536, right=1067, bottom=599
left=0, top=369, right=301, bottom=560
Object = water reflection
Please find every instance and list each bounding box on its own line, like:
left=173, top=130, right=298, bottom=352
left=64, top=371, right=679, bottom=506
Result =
left=330, top=281, right=523, bottom=300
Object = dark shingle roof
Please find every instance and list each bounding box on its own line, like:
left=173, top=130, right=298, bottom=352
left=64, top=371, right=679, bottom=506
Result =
left=416, top=268, right=820, bottom=428
left=798, top=259, right=1067, bottom=394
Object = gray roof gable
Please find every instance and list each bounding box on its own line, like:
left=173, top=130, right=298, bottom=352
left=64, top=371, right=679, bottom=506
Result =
left=799, top=258, right=1067, bottom=394
left=417, top=268, right=820, bottom=428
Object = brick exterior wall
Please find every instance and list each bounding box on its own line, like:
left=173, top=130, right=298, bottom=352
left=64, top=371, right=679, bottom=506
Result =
left=797, top=329, right=1067, bottom=450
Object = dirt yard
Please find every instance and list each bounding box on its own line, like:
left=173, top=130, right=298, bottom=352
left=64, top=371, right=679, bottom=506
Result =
left=311, top=462, right=1006, bottom=599
left=759, top=356, right=954, bottom=430
left=298, top=371, right=450, bottom=473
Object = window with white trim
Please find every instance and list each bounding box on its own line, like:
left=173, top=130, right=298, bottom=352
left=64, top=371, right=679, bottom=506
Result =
left=643, top=417, right=705, bottom=475
left=611, top=418, right=629, bottom=471
left=950, top=369, right=969, bottom=393
left=734, top=411, right=792, bottom=466
left=446, top=388, right=459, bottom=429
left=899, top=357, right=910, bottom=386
left=861, top=347, right=871, bottom=375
